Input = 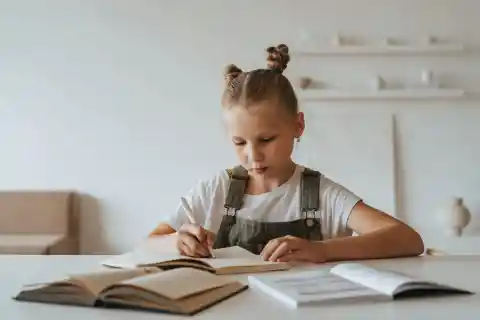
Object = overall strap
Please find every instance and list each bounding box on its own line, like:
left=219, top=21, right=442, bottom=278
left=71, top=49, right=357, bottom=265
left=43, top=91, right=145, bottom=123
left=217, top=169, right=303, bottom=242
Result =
left=300, top=168, right=321, bottom=213
left=224, top=165, right=249, bottom=212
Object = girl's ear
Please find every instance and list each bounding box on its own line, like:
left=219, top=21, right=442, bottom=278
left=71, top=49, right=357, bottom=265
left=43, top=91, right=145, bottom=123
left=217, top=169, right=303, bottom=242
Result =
left=295, top=111, right=305, bottom=139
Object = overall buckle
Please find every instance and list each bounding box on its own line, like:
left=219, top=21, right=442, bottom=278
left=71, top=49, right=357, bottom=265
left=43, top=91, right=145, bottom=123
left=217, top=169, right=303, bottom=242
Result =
left=303, top=209, right=317, bottom=228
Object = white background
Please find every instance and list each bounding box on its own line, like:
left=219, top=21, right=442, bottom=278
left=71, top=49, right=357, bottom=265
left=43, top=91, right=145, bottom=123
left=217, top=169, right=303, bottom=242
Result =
left=0, top=0, right=478, bottom=253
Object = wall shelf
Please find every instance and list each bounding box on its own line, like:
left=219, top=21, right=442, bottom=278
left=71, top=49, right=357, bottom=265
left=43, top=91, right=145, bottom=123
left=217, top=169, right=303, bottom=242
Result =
left=298, top=88, right=465, bottom=101
left=293, top=43, right=464, bottom=56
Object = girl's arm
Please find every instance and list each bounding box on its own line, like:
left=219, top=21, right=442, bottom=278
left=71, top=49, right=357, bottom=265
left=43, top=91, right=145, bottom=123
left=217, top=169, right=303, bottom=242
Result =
left=260, top=200, right=424, bottom=263
left=323, top=201, right=425, bottom=261
left=148, top=223, right=176, bottom=237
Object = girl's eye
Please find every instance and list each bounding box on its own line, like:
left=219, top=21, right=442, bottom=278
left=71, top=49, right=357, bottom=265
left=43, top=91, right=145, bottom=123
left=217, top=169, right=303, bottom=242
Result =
left=233, top=141, right=246, bottom=146
left=260, top=137, right=276, bottom=143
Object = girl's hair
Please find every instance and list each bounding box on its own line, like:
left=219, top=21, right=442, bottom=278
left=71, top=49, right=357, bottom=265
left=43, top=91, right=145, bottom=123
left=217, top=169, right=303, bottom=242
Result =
left=221, top=44, right=298, bottom=117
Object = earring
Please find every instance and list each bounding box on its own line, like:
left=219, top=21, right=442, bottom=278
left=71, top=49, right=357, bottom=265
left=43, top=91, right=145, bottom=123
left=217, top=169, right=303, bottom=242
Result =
left=296, top=137, right=301, bottom=143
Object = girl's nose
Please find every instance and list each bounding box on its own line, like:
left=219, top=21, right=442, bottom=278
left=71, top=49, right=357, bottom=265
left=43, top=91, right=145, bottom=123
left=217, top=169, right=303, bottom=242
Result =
left=246, top=144, right=264, bottom=162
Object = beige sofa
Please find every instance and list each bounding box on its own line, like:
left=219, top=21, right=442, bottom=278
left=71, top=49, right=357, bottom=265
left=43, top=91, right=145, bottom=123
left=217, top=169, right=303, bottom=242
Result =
left=0, top=191, right=80, bottom=254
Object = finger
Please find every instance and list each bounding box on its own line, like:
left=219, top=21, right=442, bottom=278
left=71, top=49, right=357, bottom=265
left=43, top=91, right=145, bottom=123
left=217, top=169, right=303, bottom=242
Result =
left=177, top=239, right=194, bottom=257
left=175, top=237, right=185, bottom=255
left=205, top=231, right=216, bottom=248
left=261, top=238, right=283, bottom=261
left=177, top=233, right=196, bottom=257
left=268, top=241, right=293, bottom=262
left=276, top=251, right=312, bottom=263
left=261, top=235, right=300, bottom=260
left=260, top=240, right=275, bottom=260
left=186, top=235, right=210, bottom=257
left=180, top=233, right=209, bottom=257
left=178, top=244, right=192, bottom=257
left=180, top=224, right=207, bottom=243
left=181, top=239, right=206, bottom=257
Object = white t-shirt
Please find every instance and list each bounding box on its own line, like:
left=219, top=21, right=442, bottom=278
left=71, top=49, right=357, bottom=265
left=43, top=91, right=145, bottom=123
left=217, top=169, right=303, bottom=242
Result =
left=167, top=165, right=362, bottom=240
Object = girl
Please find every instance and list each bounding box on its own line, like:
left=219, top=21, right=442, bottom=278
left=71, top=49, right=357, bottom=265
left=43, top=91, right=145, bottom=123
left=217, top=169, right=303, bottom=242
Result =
left=149, top=44, right=424, bottom=263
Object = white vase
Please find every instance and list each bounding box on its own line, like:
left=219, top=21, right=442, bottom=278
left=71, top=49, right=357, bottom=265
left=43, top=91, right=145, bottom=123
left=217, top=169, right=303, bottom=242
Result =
left=370, top=75, right=386, bottom=91
left=439, top=197, right=472, bottom=237
left=421, top=70, right=433, bottom=85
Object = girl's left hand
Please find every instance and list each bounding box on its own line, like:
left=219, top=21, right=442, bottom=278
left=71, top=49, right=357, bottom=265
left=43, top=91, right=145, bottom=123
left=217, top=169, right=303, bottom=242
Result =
left=260, top=235, right=327, bottom=263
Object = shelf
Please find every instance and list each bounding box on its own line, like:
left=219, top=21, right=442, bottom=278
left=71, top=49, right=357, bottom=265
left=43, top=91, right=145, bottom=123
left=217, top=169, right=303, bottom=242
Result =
left=298, top=88, right=465, bottom=101
left=293, top=43, right=464, bottom=56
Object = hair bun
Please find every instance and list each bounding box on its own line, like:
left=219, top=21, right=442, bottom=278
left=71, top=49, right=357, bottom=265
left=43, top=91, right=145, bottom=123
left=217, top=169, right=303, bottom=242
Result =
left=224, top=64, right=243, bottom=82
left=266, top=44, right=290, bottom=72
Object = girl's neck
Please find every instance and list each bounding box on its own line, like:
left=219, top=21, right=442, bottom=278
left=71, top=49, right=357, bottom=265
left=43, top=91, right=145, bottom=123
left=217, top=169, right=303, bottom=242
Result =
left=246, top=161, right=297, bottom=195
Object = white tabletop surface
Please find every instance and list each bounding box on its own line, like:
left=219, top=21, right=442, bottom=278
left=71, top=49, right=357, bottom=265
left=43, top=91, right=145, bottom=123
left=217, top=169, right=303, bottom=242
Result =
left=2, top=254, right=480, bottom=319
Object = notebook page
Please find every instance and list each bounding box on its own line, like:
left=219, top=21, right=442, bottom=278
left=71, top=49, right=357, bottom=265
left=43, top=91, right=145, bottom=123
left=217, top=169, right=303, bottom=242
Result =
left=330, top=263, right=414, bottom=296
left=205, top=257, right=285, bottom=269
left=198, top=246, right=287, bottom=270
left=210, top=246, right=262, bottom=259
left=102, top=250, right=193, bottom=268
left=101, top=235, right=187, bottom=268
left=102, top=245, right=274, bottom=271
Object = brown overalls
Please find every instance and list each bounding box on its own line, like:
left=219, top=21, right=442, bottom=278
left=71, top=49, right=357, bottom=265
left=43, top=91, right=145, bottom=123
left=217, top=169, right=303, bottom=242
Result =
left=212, top=165, right=323, bottom=255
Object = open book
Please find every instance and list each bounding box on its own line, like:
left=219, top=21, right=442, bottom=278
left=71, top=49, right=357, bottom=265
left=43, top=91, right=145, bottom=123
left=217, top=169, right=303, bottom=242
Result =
left=248, top=262, right=473, bottom=308
left=14, top=267, right=247, bottom=315
left=101, top=245, right=290, bottom=275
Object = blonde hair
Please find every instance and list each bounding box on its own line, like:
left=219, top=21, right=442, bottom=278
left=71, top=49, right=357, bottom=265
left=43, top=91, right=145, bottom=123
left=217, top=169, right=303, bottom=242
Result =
left=221, top=44, right=298, bottom=117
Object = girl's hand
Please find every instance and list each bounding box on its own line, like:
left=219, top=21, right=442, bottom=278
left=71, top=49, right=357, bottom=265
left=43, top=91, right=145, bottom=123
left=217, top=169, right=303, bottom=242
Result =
left=176, top=224, right=216, bottom=258
left=260, top=235, right=327, bottom=263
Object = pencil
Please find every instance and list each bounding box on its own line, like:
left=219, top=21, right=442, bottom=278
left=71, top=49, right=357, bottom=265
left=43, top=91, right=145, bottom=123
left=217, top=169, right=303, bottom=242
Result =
left=180, top=197, right=215, bottom=258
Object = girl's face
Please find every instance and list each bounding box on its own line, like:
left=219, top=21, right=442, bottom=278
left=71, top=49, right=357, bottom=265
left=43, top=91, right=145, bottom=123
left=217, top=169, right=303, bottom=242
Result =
left=223, top=101, right=304, bottom=178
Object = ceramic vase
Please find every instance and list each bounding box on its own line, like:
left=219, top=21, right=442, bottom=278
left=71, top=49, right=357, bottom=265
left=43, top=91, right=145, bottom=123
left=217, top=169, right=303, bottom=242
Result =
left=439, top=197, right=471, bottom=237
left=369, top=75, right=386, bottom=91
left=421, top=70, right=433, bottom=86
left=299, top=77, right=312, bottom=90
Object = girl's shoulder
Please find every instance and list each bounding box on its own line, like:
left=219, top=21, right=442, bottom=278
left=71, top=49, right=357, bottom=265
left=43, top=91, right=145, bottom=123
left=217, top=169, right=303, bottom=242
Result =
left=187, top=168, right=232, bottom=198
left=297, top=165, right=359, bottom=198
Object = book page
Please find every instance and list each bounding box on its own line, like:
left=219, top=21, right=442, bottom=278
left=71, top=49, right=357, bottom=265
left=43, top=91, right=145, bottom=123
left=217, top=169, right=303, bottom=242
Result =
left=248, top=268, right=388, bottom=306
left=330, top=263, right=415, bottom=296
left=72, top=268, right=161, bottom=295
left=113, top=268, right=236, bottom=300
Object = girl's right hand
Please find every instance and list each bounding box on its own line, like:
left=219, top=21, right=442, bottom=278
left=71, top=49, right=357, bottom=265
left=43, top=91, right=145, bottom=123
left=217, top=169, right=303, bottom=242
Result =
left=176, top=223, right=216, bottom=257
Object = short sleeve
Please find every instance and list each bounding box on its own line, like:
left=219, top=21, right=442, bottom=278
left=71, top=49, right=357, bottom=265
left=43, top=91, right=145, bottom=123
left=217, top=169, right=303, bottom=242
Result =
left=320, top=175, right=362, bottom=237
left=166, top=183, right=209, bottom=231
left=165, top=170, right=229, bottom=232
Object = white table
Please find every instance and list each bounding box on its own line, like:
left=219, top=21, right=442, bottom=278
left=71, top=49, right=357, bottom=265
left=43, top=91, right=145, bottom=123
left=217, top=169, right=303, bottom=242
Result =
left=2, top=254, right=480, bottom=319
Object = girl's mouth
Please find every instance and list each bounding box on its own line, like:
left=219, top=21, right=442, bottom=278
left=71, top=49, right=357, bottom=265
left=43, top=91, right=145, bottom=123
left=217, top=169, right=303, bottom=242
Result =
left=253, top=167, right=268, bottom=174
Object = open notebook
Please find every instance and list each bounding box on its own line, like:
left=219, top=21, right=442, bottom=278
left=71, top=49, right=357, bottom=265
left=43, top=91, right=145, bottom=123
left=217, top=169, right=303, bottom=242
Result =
left=13, top=267, right=247, bottom=315
left=248, top=262, right=473, bottom=308
left=101, top=245, right=290, bottom=275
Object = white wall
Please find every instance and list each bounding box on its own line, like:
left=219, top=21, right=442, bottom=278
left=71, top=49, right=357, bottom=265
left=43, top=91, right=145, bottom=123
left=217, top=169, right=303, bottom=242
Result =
left=1, top=0, right=479, bottom=253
